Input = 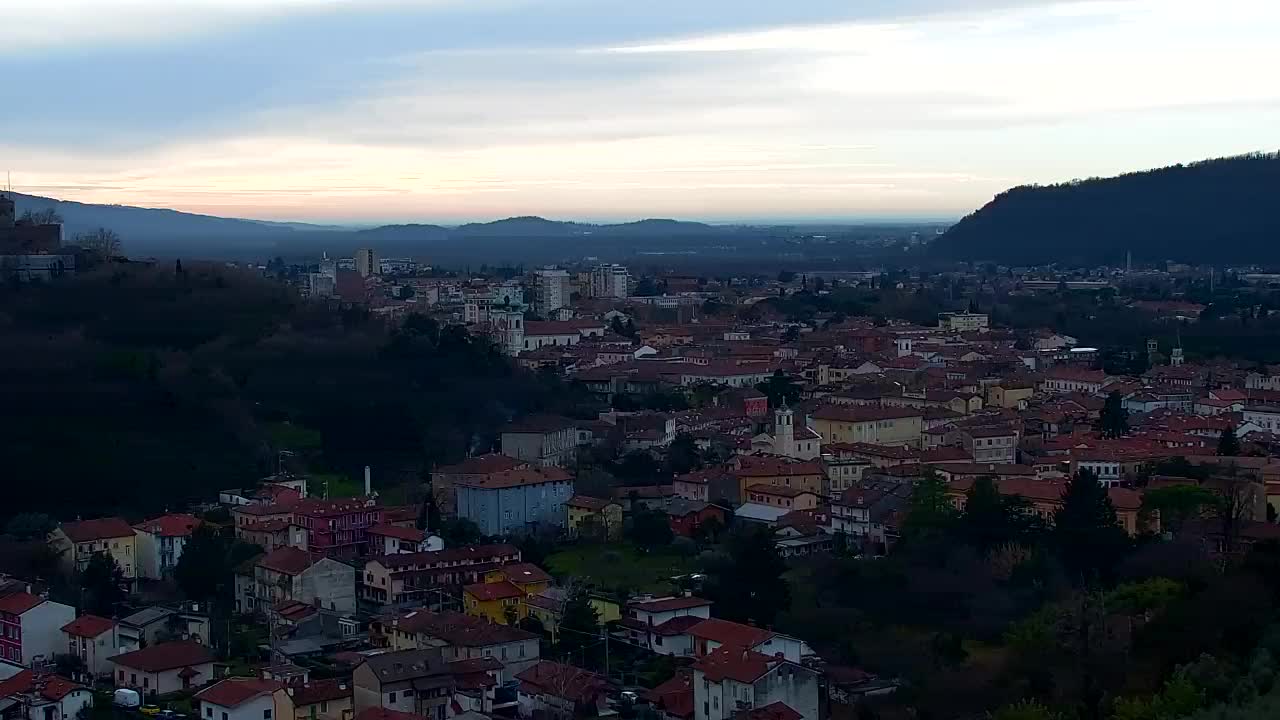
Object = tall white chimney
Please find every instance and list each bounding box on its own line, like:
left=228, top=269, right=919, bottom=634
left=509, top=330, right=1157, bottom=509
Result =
left=364, top=465, right=372, bottom=497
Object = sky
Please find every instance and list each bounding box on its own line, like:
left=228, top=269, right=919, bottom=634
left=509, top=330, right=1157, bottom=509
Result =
left=2, top=0, right=1277, bottom=224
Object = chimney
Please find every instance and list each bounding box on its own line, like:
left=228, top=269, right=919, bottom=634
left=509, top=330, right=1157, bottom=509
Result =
left=365, top=466, right=372, bottom=496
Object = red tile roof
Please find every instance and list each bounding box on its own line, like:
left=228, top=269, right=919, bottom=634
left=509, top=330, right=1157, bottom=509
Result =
left=111, top=641, right=215, bottom=672
left=256, top=546, right=315, bottom=576
left=566, top=495, right=614, bottom=511
left=134, top=514, right=202, bottom=537
left=61, top=614, right=115, bottom=638
left=0, top=671, right=87, bottom=701
left=687, top=618, right=775, bottom=649
left=60, top=517, right=135, bottom=543
left=286, top=678, right=353, bottom=706
left=195, top=678, right=282, bottom=707
left=652, top=615, right=707, bottom=636
left=434, top=454, right=529, bottom=476
left=645, top=669, right=694, bottom=720
left=737, top=702, right=803, bottom=720
left=375, top=543, right=520, bottom=570
left=454, top=466, right=573, bottom=490
left=496, top=563, right=552, bottom=584
left=811, top=405, right=922, bottom=423
left=393, top=610, right=537, bottom=646
left=463, top=580, right=524, bottom=602
left=0, top=592, right=44, bottom=615
left=366, top=524, right=426, bottom=542
left=693, top=646, right=780, bottom=683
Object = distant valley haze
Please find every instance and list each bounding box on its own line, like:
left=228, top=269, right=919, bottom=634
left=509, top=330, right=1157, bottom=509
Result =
left=4, top=0, right=1277, bottom=223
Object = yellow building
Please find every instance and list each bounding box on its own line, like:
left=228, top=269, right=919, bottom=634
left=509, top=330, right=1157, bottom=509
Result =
left=810, top=405, right=923, bottom=448
left=272, top=679, right=353, bottom=720
left=50, top=517, right=139, bottom=581
left=463, top=563, right=553, bottom=625
left=526, top=591, right=621, bottom=642
left=565, top=496, right=623, bottom=540
left=731, top=455, right=825, bottom=504
left=986, top=383, right=1035, bottom=410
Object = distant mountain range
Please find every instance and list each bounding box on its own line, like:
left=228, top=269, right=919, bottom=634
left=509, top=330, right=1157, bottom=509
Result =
left=7, top=191, right=740, bottom=261
left=931, top=152, right=1280, bottom=265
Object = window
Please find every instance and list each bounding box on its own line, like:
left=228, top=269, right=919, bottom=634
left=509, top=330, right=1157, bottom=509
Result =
left=222, top=713, right=228, bottom=720
left=320, top=704, right=328, bottom=713
left=144, top=678, right=150, bottom=689
left=403, top=690, right=414, bottom=698
left=264, top=710, right=272, bottom=719
left=388, top=693, right=397, bottom=704
left=206, top=709, right=213, bottom=718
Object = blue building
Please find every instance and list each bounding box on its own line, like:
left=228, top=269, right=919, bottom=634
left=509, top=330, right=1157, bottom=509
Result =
left=454, top=466, right=575, bottom=536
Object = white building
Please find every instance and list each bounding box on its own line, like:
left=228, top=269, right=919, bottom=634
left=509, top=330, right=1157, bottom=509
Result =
left=110, top=641, right=217, bottom=698
left=692, top=646, right=820, bottom=720
left=196, top=678, right=282, bottom=720
left=619, top=596, right=713, bottom=656
left=60, top=615, right=119, bottom=678
left=1243, top=406, right=1280, bottom=433
left=589, top=264, right=629, bottom=299
left=355, top=249, right=379, bottom=278
left=0, top=671, right=93, bottom=720
left=133, top=514, right=202, bottom=581
left=533, top=268, right=570, bottom=316
left=938, top=312, right=989, bottom=333
left=749, top=407, right=822, bottom=460
left=0, top=593, right=75, bottom=667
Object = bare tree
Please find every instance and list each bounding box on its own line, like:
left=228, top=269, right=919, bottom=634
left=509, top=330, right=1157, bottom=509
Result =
left=74, top=227, right=122, bottom=259
left=20, top=208, right=63, bottom=225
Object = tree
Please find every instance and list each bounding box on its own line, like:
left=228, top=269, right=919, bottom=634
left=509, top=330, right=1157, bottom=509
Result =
left=4, top=512, right=55, bottom=541
left=1054, top=470, right=1128, bottom=582
left=628, top=506, right=673, bottom=551
left=902, top=469, right=958, bottom=541
left=418, top=494, right=442, bottom=532
left=175, top=525, right=230, bottom=602
left=20, top=208, right=63, bottom=225
left=441, top=518, right=483, bottom=545
left=80, top=551, right=126, bottom=616
left=960, top=476, right=1036, bottom=552
left=777, top=270, right=797, bottom=283
left=74, top=227, right=122, bottom=259
left=665, top=433, right=701, bottom=475
left=701, top=525, right=791, bottom=626
left=1141, top=485, right=1218, bottom=536
left=555, top=585, right=600, bottom=661
left=1218, top=427, right=1242, bottom=457
left=1098, top=391, right=1129, bottom=439
left=756, top=370, right=801, bottom=409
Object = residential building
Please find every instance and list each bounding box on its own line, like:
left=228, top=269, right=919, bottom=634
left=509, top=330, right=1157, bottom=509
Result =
left=500, top=416, right=579, bottom=467
left=533, top=268, right=570, bottom=316
left=743, top=486, right=820, bottom=511
left=809, top=406, right=923, bottom=448
left=1039, top=367, right=1113, bottom=394
left=958, top=427, right=1019, bottom=464
left=352, top=649, right=455, bottom=720
left=589, top=264, right=630, bottom=299
left=687, top=619, right=813, bottom=663
left=292, top=499, right=383, bottom=560
left=61, top=614, right=118, bottom=678
left=355, top=249, right=379, bottom=278
left=524, top=590, right=621, bottom=644
left=384, top=610, right=539, bottom=683
left=748, top=407, right=821, bottom=460
left=986, top=383, right=1035, bottom=410
left=564, top=496, right=623, bottom=540
left=692, top=646, right=820, bottom=720
left=430, top=455, right=530, bottom=516
left=133, top=514, right=202, bottom=581
left=360, top=544, right=521, bottom=608
left=937, top=312, right=989, bottom=333
left=660, top=500, right=728, bottom=538
left=196, top=678, right=283, bottom=720
left=110, top=640, right=216, bottom=697
left=618, top=597, right=713, bottom=656
left=0, top=671, right=92, bottom=720
left=830, top=483, right=911, bottom=551
left=0, top=592, right=75, bottom=666
left=455, top=467, right=575, bottom=536
left=272, top=678, right=355, bottom=720
left=49, top=517, right=138, bottom=582
left=252, top=547, right=356, bottom=615
left=514, top=661, right=609, bottom=720
left=367, top=526, right=443, bottom=556
left=947, top=476, right=1147, bottom=535
left=729, top=457, right=825, bottom=506
left=116, top=605, right=211, bottom=654
left=1243, top=406, right=1280, bottom=434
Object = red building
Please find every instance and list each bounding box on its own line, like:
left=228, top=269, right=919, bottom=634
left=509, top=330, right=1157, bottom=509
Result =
left=661, top=499, right=726, bottom=538
left=292, top=499, right=383, bottom=558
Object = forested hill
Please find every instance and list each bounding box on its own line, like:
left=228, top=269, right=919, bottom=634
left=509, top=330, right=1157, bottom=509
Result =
left=931, top=153, right=1280, bottom=265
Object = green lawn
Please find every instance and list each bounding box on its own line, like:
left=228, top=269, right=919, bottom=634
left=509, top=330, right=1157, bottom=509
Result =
left=546, top=543, right=695, bottom=595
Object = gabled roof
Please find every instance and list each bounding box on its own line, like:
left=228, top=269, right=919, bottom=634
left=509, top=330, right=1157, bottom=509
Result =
left=393, top=610, right=537, bottom=646
left=61, top=614, right=115, bottom=638
left=463, top=580, right=524, bottom=602
left=515, top=661, right=608, bottom=703
left=195, top=678, right=282, bottom=708
left=495, top=563, right=552, bottom=584
left=133, top=514, right=202, bottom=538
left=433, top=454, right=528, bottom=476
left=0, top=592, right=44, bottom=615
left=693, top=646, right=781, bottom=683
left=736, top=702, right=803, bottom=720
left=566, top=495, right=615, bottom=511
left=256, top=546, right=315, bottom=576
left=0, top=671, right=87, bottom=702
left=367, top=524, right=426, bottom=542
left=359, top=649, right=448, bottom=683
left=286, top=678, right=353, bottom=706
left=652, top=615, right=707, bottom=636
left=687, top=618, right=775, bottom=649
left=111, top=641, right=215, bottom=672
left=627, top=596, right=713, bottom=613
left=60, top=517, right=135, bottom=543
left=454, top=466, right=573, bottom=490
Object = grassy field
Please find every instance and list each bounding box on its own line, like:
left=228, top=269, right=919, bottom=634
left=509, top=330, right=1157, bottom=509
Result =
left=546, top=543, right=695, bottom=595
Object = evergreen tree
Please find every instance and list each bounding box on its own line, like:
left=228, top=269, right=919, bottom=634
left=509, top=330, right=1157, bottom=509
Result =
left=1098, top=391, right=1129, bottom=439
left=701, top=525, right=791, bottom=626
left=961, top=475, right=1035, bottom=551
left=628, top=506, right=674, bottom=551
left=81, top=551, right=126, bottom=616
left=902, top=469, right=958, bottom=541
left=555, top=586, right=601, bottom=663
left=1054, top=470, right=1128, bottom=582
left=1218, top=427, right=1242, bottom=456
left=175, top=525, right=229, bottom=602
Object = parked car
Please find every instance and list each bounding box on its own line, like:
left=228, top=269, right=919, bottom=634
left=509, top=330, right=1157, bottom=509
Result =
left=140, top=706, right=163, bottom=716
left=113, top=690, right=141, bottom=709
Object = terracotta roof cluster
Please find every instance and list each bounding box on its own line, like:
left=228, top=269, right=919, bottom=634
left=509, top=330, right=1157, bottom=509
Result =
left=375, top=544, right=520, bottom=571
left=60, top=517, right=135, bottom=543
left=0, top=592, right=45, bottom=615
left=515, top=661, right=608, bottom=703
left=463, top=580, right=524, bottom=602
left=734, top=455, right=823, bottom=478
left=286, top=678, right=353, bottom=706
left=256, top=546, right=316, bottom=576
left=134, top=514, right=202, bottom=538
left=195, top=678, right=282, bottom=707
left=645, top=669, right=694, bottom=720
left=393, top=609, right=537, bottom=646
left=566, top=495, right=614, bottom=511
left=693, top=646, right=782, bottom=684
left=687, top=618, right=775, bottom=649
left=0, top=671, right=86, bottom=702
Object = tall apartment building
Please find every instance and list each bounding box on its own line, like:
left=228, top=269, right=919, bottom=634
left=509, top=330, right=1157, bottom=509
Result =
left=355, top=248, right=380, bottom=278
left=533, top=268, right=570, bottom=316
left=589, top=264, right=630, bottom=298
